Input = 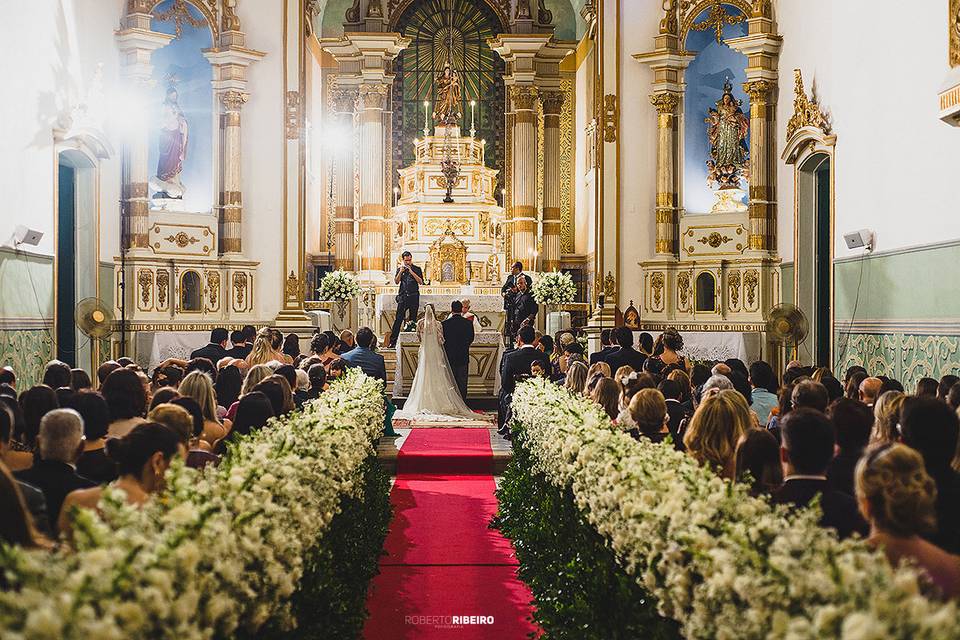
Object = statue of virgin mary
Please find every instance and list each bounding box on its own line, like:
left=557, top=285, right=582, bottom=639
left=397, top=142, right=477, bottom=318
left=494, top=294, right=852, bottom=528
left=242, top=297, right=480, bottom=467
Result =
left=150, top=84, right=189, bottom=200
left=705, top=80, right=750, bottom=190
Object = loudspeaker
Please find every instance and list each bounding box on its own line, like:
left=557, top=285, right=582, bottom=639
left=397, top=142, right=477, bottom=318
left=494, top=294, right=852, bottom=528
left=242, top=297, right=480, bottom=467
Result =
left=843, top=229, right=874, bottom=251
left=3, top=225, right=43, bottom=249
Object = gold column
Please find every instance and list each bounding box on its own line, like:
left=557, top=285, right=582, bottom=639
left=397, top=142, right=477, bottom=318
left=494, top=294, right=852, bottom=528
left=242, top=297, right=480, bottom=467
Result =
left=218, top=90, right=247, bottom=254
left=359, top=83, right=388, bottom=273
left=650, top=92, right=680, bottom=257
left=331, top=88, right=356, bottom=271
left=744, top=79, right=776, bottom=252
left=510, top=85, right=539, bottom=271
left=541, top=91, right=563, bottom=272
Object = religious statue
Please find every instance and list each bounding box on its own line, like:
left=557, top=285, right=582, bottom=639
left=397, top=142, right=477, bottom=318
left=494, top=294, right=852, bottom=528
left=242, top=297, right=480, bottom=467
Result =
left=433, top=62, right=462, bottom=125
left=705, top=80, right=750, bottom=190
left=151, top=82, right=189, bottom=200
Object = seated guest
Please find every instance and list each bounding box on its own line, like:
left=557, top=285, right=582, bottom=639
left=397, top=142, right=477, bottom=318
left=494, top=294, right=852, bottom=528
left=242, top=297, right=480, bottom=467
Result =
left=224, top=364, right=274, bottom=421
left=149, top=403, right=217, bottom=470
left=767, top=382, right=796, bottom=439
left=169, top=397, right=209, bottom=451
left=735, top=428, right=783, bottom=496
left=845, top=371, right=869, bottom=401
left=95, top=361, right=120, bottom=389
left=225, top=329, right=252, bottom=359
left=939, top=374, right=960, bottom=403
left=559, top=341, right=586, bottom=377
left=0, top=396, right=32, bottom=471
left=226, top=391, right=275, bottom=441
left=149, top=387, right=180, bottom=411
left=498, top=326, right=551, bottom=432
left=592, top=378, right=620, bottom=421
left=645, top=327, right=687, bottom=376
left=585, top=362, right=611, bottom=385
left=637, top=332, right=655, bottom=358
left=214, top=365, right=243, bottom=412
left=773, top=409, right=868, bottom=539
left=820, top=376, right=844, bottom=402
left=275, top=365, right=300, bottom=404
left=0, top=405, right=50, bottom=535
left=683, top=390, right=751, bottom=479
left=949, top=382, right=960, bottom=411
left=306, top=364, right=328, bottom=400
left=66, top=391, right=117, bottom=484
left=605, top=327, right=647, bottom=374
left=42, top=360, right=72, bottom=390
left=151, top=364, right=184, bottom=391
left=18, top=385, right=59, bottom=453
left=859, top=377, right=883, bottom=408
left=283, top=333, right=301, bottom=360
left=0, top=366, right=15, bottom=390
left=69, top=369, right=92, bottom=392
left=293, top=369, right=310, bottom=406
left=826, top=398, right=874, bottom=496
left=701, top=374, right=734, bottom=398
left=843, top=365, right=868, bottom=387
left=748, top=361, right=779, bottom=425
left=311, top=333, right=337, bottom=370
left=339, top=329, right=356, bottom=352
left=899, top=397, right=960, bottom=554
left=102, top=368, right=148, bottom=438
left=915, top=377, right=939, bottom=398
left=879, top=377, right=905, bottom=395
left=0, top=461, right=51, bottom=548
left=590, top=329, right=616, bottom=365
left=254, top=375, right=296, bottom=417
left=59, top=422, right=181, bottom=535
left=179, top=371, right=231, bottom=446
left=328, top=358, right=348, bottom=380
left=711, top=362, right=732, bottom=378
left=342, top=327, right=387, bottom=381
left=626, top=388, right=670, bottom=443
left=659, top=379, right=691, bottom=447
left=668, top=369, right=694, bottom=408
left=15, top=409, right=96, bottom=532
left=870, top=391, right=905, bottom=445
left=619, top=372, right=653, bottom=411
left=564, top=362, right=588, bottom=396
left=856, top=443, right=960, bottom=598
left=190, top=328, right=229, bottom=363
left=791, top=379, right=830, bottom=413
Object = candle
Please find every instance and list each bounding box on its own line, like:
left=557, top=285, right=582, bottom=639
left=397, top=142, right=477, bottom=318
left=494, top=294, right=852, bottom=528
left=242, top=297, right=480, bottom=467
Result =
left=423, top=100, right=430, bottom=134
left=393, top=186, right=399, bottom=206
left=470, top=100, right=476, bottom=137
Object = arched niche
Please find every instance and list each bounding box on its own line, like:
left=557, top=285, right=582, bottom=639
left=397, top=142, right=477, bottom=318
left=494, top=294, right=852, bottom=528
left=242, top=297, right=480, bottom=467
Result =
left=179, top=270, right=204, bottom=312
left=695, top=271, right=717, bottom=312
left=782, top=69, right=836, bottom=367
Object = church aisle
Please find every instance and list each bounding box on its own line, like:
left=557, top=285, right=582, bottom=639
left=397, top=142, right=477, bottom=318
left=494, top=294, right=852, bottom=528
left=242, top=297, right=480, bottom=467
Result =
left=363, top=428, right=540, bottom=639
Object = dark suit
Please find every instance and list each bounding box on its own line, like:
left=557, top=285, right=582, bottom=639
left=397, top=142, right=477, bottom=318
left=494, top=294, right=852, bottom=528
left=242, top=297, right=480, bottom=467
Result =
left=501, top=272, right=533, bottom=337
left=772, top=477, right=868, bottom=540
left=225, top=343, right=252, bottom=359
left=341, top=346, right=387, bottom=382
left=16, top=460, right=96, bottom=533
left=590, top=346, right=617, bottom=365
left=190, top=342, right=227, bottom=363
left=17, top=480, right=51, bottom=537
left=498, top=345, right=550, bottom=429
left=442, top=314, right=475, bottom=400
left=389, top=264, right=423, bottom=347
left=604, top=346, right=647, bottom=374
left=511, top=291, right=538, bottom=336
left=665, top=399, right=691, bottom=450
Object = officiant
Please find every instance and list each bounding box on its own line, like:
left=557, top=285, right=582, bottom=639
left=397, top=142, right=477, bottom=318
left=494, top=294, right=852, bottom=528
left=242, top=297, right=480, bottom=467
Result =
left=388, top=251, right=423, bottom=348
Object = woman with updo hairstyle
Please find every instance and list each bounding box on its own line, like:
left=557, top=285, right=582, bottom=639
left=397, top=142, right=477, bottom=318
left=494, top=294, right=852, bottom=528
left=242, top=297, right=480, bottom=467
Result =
left=645, top=327, right=688, bottom=376
left=626, top=388, right=669, bottom=443
left=306, top=363, right=328, bottom=400
left=856, top=443, right=960, bottom=598
left=870, top=390, right=906, bottom=445
left=683, top=389, right=751, bottom=479
left=58, top=422, right=181, bottom=536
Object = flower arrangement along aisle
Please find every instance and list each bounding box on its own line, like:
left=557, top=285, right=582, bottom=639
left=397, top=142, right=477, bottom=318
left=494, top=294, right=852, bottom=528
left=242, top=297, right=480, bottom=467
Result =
left=317, top=269, right=361, bottom=302
left=500, top=378, right=960, bottom=640
left=530, top=270, right=577, bottom=306
left=0, top=370, right=387, bottom=640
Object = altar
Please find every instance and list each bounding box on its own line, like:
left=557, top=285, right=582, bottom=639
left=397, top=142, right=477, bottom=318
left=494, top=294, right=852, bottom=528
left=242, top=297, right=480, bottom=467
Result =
left=375, top=288, right=506, bottom=338
left=392, top=330, right=504, bottom=399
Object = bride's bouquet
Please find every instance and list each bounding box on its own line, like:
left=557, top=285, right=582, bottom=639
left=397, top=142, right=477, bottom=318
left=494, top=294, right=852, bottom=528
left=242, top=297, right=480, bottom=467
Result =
left=317, top=270, right=361, bottom=302
left=531, top=271, right=577, bottom=306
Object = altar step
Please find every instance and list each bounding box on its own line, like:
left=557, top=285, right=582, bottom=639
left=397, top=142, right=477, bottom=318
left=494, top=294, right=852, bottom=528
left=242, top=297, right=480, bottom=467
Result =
left=376, top=427, right=512, bottom=476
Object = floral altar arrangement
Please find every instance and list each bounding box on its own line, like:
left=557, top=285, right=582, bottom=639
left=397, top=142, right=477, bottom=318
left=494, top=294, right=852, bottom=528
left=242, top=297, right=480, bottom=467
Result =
left=530, top=271, right=577, bottom=306
left=317, top=269, right=361, bottom=302
left=498, top=378, right=960, bottom=640
left=0, top=370, right=388, bottom=639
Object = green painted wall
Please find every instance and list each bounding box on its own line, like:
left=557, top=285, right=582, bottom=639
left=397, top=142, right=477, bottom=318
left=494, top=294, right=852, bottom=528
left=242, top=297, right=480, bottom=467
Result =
left=0, top=248, right=55, bottom=387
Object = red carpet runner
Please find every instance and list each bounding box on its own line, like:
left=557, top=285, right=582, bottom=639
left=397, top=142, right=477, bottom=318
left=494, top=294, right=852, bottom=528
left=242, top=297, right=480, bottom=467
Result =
left=363, top=429, right=540, bottom=639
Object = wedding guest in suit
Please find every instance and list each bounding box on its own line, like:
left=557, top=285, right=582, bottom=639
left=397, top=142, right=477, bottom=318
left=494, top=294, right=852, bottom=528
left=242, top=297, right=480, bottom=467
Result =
left=590, top=329, right=616, bottom=365
left=0, top=404, right=50, bottom=536
left=442, top=301, right=475, bottom=401
left=342, top=327, right=387, bottom=382
left=773, top=408, right=868, bottom=539
left=389, top=252, right=424, bottom=348
left=826, top=398, right=874, bottom=496
left=225, top=330, right=252, bottom=359
left=498, top=326, right=550, bottom=433
left=511, top=276, right=538, bottom=337
left=502, top=262, right=533, bottom=341
left=658, top=378, right=691, bottom=448
left=0, top=461, right=51, bottom=549
left=66, top=391, right=117, bottom=485
left=15, top=409, right=96, bottom=532
left=859, top=377, right=883, bottom=407
left=190, top=328, right=229, bottom=363
left=856, top=443, right=960, bottom=598
left=605, top=327, right=647, bottom=374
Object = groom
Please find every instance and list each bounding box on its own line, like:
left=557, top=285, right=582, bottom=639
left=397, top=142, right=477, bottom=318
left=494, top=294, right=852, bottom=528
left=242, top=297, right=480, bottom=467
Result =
left=442, top=300, right=475, bottom=400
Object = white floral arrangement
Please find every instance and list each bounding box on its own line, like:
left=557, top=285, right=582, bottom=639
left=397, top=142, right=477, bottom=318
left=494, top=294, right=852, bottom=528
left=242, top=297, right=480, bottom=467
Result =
left=510, top=378, right=960, bottom=640
left=0, top=370, right=385, bottom=639
left=317, top=270, right=361, bottom=302
left=531, top=271, right=577, bottom=306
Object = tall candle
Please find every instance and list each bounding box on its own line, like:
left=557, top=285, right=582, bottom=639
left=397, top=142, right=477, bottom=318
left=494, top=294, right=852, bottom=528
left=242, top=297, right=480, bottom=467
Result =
left=423, top=100, right=430, bottom=134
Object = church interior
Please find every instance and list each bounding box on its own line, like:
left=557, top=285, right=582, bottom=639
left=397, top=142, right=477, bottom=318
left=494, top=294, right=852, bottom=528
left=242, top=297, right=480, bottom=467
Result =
left=3, top=1, right=960, bottom=638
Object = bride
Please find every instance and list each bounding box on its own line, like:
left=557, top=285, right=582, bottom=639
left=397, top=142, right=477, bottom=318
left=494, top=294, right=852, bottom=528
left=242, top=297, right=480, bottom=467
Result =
left=395, top=303, right=475, bottom=420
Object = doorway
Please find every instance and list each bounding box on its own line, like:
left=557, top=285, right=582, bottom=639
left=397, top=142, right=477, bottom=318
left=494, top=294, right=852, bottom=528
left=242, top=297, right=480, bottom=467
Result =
left=795, top=152, right=832, bottom=367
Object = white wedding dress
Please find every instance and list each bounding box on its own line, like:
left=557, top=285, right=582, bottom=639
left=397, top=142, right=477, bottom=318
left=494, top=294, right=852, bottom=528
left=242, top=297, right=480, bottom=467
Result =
left=395, top=304, right=476, bottom=420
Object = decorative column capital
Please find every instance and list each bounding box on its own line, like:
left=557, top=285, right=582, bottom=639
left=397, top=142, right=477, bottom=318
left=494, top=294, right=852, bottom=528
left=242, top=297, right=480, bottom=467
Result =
left=743, top=79, right=775, bottom=104
left=541, top=91, right=564, bottom=115
left=650, top=92, right=680, bottom=115
left=510, top=85, right=539, bottom=110
left=331, top=87, right=358, bottom=114
left=752, top=0, right=773, bottom=18
left=359, top=84, right=389, bottom=109
left=219, top=90, right=248, bottom=112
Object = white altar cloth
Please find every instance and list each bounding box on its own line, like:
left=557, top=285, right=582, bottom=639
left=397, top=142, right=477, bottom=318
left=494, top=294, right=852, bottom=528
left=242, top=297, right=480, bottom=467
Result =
left=136, top=332, right=211, bottom=372
left=376, top=292, right=505, bottom=316
left=393, top=330, right=504, bottom=397
left=656, top=331, right=761, bottom=364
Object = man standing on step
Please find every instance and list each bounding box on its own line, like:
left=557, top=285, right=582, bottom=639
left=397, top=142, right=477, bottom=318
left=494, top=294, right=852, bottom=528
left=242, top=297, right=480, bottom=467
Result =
left=442, top=300, right=475, bottom=401
left=389, top=251, right=424, bottom=349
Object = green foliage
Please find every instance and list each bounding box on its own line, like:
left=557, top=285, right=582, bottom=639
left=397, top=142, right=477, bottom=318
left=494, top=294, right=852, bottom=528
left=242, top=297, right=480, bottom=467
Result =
left=492, top=426, right=679, bottom=640
left=253, top=456, right=392, bottom=640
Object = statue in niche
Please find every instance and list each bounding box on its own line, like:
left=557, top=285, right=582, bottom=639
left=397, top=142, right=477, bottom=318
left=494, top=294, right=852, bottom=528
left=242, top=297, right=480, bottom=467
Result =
left=705, top=79, right=750, bottom=190
left=150, top=80, right=189, bottom=201
left=433, top=62, right=462, bottom=125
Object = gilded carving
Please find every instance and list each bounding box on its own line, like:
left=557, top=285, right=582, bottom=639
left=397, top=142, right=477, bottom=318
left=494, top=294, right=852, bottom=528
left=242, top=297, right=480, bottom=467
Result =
left=137, top=269, right=153, bottom=308
left=743, top=80, right=774, bottom=104
left=690, top=2, right=745, bottom=43
left=424, top=218, right=471, bottom=236
left=743, top=269, right=759, bottom=308
left=951, top=0, right=960, bottom=67
left=752, top=0, right=772, bottom=18
left=206, top=271, right=220, bottom=308
left=165, top=232, right=199, bottom=248
left=285, top=91, right=302, bottom=140
left=537, top=0, right=553, bottom=24
left=285, top=271, right=301, bottom=302
left=650, top=92, right=680, bottom=115
left=220, top=90, right=248, bottom=112
left=603, top=271, right=617, bottom=303
left=152, top=0, right=212, bottom=40
left=233, top=271, right=248, bottom=309
left=602, top=94, right=619, bottom=142
left=700, top=232, right=732, bottom=248
left=360, top=84, right=388, bottom=110
left=510, top=86, right=539, bottom=111
left=786, top=69, right=830, bottom=140
left=677, top=271, right=691, bottom=309
left=559, top=77, right=575, bottom=253
left=157, top=270, right=169, bottom=308
left=651, top=271, right=665, bottom=309
left=660, top=0, right=678, bottom=34
left=728, top=270, right=741, bottom=309
left=221, top=0, right=241, bottom=31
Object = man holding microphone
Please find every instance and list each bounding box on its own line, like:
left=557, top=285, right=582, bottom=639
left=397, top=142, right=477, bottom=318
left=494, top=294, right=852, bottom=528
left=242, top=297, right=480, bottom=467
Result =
left=388, top=251, right=424, bottom=348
